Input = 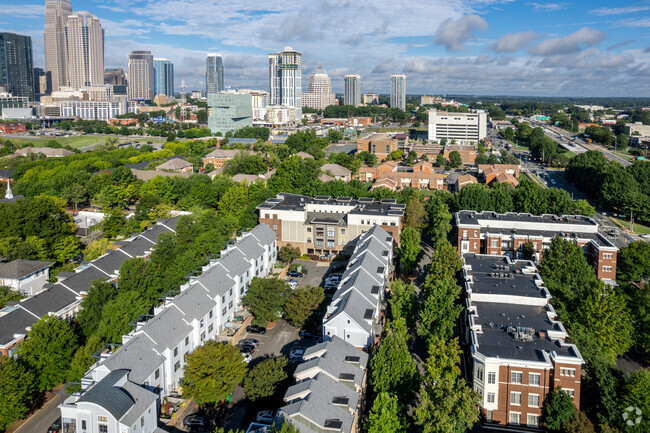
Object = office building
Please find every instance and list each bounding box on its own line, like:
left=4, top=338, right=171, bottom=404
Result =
left=456, top=211, right=618, bottom=281
left=362, top=93, right=379, bottom=105
left=206, top=53, right=224, bottom=94
left=64, top=11, right=104, bottom=88
left=104, top=67, right=126, bottom=86
left=357, top=133, right=399, bottom=160
left=153, top=58, right=174, bottom=97
left=257, top=193, right=404, bottom=257
left=44, top=0, right=73, bottom=91
left=390, top=74, right=406, bottom=110
left=33, top=67, right=52, bottom=97
left=207, top=92, right=252, bottom=135
left=269, top=46, right=302, bottom=117
left=463, top=253, right=583, bottom=427
left=344, top=74, right=361, bottom=107
left=428, top=109, right=487, bottom=144
left=0, top=33, right=34, bottom=100
left=127, top=50, right=154, bottom=101
left=60, top=100, right=135, bottom=120
left=302, top=66, right=336, bottom=110
left=0, top=92, right=29, bottom=116
left=59, top=224, right=277, bottom=432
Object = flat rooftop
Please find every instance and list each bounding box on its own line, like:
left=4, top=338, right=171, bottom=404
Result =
left=457, top=210, right=598, bottom=228
left=257, top=193, right=405, bottom=217
left=464, top=254, right=547, bottom=299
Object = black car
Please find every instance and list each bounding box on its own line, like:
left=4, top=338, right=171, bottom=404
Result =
left=299, top=331, right=320, bottom=341
left=47, top=418, right=61, bottom=433
left=240, top=344, right=255, bottom=354
left=287, top=271, right=303, bottom=277
left=246, top=325, right=267, bottom=334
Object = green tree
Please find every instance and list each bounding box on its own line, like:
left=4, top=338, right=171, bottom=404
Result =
left=63, top=183, right=88, bottom=209
left=83, top=238, right=112, bottom=261
left=183, top=341, right=247, bottom=405
left=617, top=241, right=650, bottom=283
left=52, top=235, right=80, bottom=263
left=388, top=279, right=417, bottom=327
left=543, top=387, right=577, bottom=432
left=522, top=241, right=537, bottom=261
left=425, top=192, right=453, bottom=247
left=242, top=278, right=292, bottom=326
left=283, top=286, right=324, bottom=329
left=95, top=290, right=151, bottom=343
left=67, top=336, right=104, bottom=384
left=0, top=285, right=23, bottom=309
left=366, top=392, right=407, bottom=433
left=449, top=151, right=462, bottom=167
left=574, top=199, right=596, bottom=216
left=243, top=356, right=288, bottom=401
left=621, top=370, right=650, bottom=433
left=404, top=196, right=427, bottom=232
left=418, top=278, right=462, bottom=345
left=397, top=227, right=421, bottom=274
left=278, top=244, right=301, bottom=264
left=425, top=242, right=462, bottom=286
left=76, top=279, right=116, bottom=338
left=18, top=315, right=78, bottom=391
left=0, top=356, right=36, bottom=431
left=435, top=153, right=445, bottom=167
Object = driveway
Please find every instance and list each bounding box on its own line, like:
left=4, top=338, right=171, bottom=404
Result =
left=284, top=259, right=346, bottom=289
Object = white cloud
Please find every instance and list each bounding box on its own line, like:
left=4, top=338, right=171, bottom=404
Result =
left=528, top=27, right=606, bottom=55
left=616, top=17, right=650, bottom=28
left=0, top=4, right=43, bottom=17
left=492, top=30, right=540, bottom=52
left=590, top=5, right=650, bottom=16
left=530, top=3, right=569, bottom=12
left=435, top=14, right=489, bottom=51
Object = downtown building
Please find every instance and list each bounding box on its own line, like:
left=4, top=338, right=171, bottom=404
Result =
left=427, top=109, right=487, bottom=144
left=463, top=253, right=583, bottom=428
left=0, top=33, right=34, bottom=100
left=206, top=53, right=224, bottom=94
left=269, top=46, right=302, bottom=118
left=344, top=74, right=361, bottom=107
left=390, top=74, right=406, bottom=110
left=456, top=211, right=618, bottom=282
left=127, top=50, right=154, bottom=101
left=257, top=193, right=404, bottom=258
left=153, top=58, right=174, bottom=97
left=59, top=224, right=277, bottom=433
left=45, top=0, right=73, bottom=91
left=64, top=11, right=104, bottom=88
left=207, top=92, right=253, bottom=135
left=302, top=66, right=336, bottom=110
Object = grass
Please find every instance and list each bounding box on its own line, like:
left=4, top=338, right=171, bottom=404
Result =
left=609, top=217, right=650, bottom=235
left=6, top=134, right=166, bottom=150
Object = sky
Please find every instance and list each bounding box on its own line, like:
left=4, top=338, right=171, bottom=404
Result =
left=2, top=0, right=650, bottom=96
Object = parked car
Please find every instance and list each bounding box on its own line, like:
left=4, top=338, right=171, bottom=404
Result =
left=256, top=410, right=276, bottom=424
left=240, top=338, right=259, bottom=348
left=47, top=418, right=61, bottom=433
left=242, top=353, right=252, bottom=363
left=240, top=344, right=255, bottom=354
left=287, top=271, right=303, bottom=277
left=299, top=331, right=319, bottom=341
left=290, top=347, right=305, bottom=358
left=246, top=325, right=266, bottom=334
left=288, top=279, right=299, bottom=289
left=183, top=414, right=206, bottom=428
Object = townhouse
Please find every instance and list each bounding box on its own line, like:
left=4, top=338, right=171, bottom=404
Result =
left=0, top=217, right=180, bottom=357
left=323, top=225, right=394, bottom=349
left=462, top=253, right=584, bottom=428
left=477, top=164, right=520, bottom=187
left=257, top=193, right=403, bottom=258
left=0, top=259, right=53, bottom=297
left=279, top=336, right=368, bottom=433
left=59, top=224, right=277, bottom=433
left=456, top=211, right=618, bottom=282
left=356, top=160, right=445, bottom=191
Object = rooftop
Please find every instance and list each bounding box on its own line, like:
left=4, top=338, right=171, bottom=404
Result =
left=257, top=193, right=404, bottom=218
left=0, top=259, right=53, bottom=279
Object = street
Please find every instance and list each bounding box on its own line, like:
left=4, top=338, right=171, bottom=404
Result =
left=9, top=386, right=63, bottom=433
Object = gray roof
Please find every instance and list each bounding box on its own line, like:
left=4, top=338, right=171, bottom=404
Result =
left=327, top=290, right=374, bottom=334
left=0, top=259, right=53, bottom=279
left=463, top=254, right=548, bottom=299
left=119, top=236, right=154, bottom=257
left=321, top=164, right=352, bottom=177
left=218, top=248, right=251, bottom=278
left=235, top=235, right=265, bottom=260
left=297, top=337, right=367, bottom=388
left=248, top=223, right=276, bottom=246
left=157, top=216, right=180, bottom=231
left=172, top=284, right=214, bottom=321
left=156, top=158, right=193, bottom=171
left=120, top=380, right=159, bottom=425
left=19, top=284, right=79, bottom=316
left=139, top=306, right=192, bottom=352
left=59, top=266, right=108, bottom=294
left=101, top=335, right=164, bottom=384
left=77, top=370, right=135, bottom=420
left=140, top=224, right=174, bottom=244
left=0, top=307, right=37, bottom=346
left=91, top=250, right=129, bottom=276
left=196, top=263, right=236, bottom=297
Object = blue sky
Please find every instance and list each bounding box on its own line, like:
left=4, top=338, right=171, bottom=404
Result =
left=3, top=0, right=650, bottom=96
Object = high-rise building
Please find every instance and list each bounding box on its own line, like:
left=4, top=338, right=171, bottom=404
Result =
left=64, top=11, right=104, bottom=88
left=428, top=109, right=487, bottom=144
left=154, top=58, right=174, bottom=97
left=206, top=53, right=223, bottom=95
left=44, top=0, right=73, bottom=91
left=269, top=46, right=302, bottom=118
left=33, top=68, right=52, bottom=97
left=302, top=66, right=336, bottom=110
left=0, top=33, right=34, bottom=100
left=104, top=68, right=126, bottom=86
left=344, top=74, right=361, bottom=107
left=207, top=92, right=253, bottom=135
left=127, top=50, right=154, bottom=101
left=390, top=74, right=406, bottom=110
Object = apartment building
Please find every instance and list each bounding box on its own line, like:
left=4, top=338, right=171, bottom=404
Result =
left=203, top=149, right=256, bottom=170
left=356, top=160, right=445, bottom=191
left=428, top=109, right=487, bottom=144
left=59, top=224, right=277, bottom=433
left=456, top=211, right=618, bottom=282
left=257, top=193, right=404, bottom=257
left=463, top=253, right=584, bottom=428
left=357, top=133, right=399, bottom=160
left=323, top=225, right=393, bottom=348
left=478, top=164, right=520, bottom=187
left=0, top=259, right=53, bottom=297
left=443, top=144, right=477, bottom=165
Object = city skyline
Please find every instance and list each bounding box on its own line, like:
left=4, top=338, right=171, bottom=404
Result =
left=2, top=0, right=650, bottom=96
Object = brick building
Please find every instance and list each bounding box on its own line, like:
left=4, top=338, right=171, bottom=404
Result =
left=456, top=211, right=618, bottom=282
left=257, top=193, right=403, bottom=258
left=443, top=144, right=477, bottom=165
left=356, top=160, right=445, bottom=191
left=357, top=133, right=399, bottom=160
left=203, top=149, right=253, bottom=170
left=463, top=253, right=584, bottom=428
left=478, top=164, right=520, bottom=187
left=0, top=122, right=26, bottom=134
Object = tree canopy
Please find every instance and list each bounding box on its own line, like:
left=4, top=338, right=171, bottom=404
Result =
left=243, top=356, right=288, bottom=401
left=242, top=277, right=292, bottom=326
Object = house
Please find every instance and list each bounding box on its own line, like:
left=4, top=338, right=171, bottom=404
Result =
left=478, top=164, right=520, bottom=186
left=203, top=149, right=249, bottom=170
left=295, top=151, right=314, bottom=159
left=325, top=143, right=358, bottom=156
left=155, top=157, right=193, bottom=173
left=320, top=163, right=352, bottom=181
left=356, top=133, right=399, bottom=160
left=130, top=169, right=192, bottom=181
left=355, top=160, right=445, bottom=191
left=14, top=146, right=74, bottom=158
left=0, top=259, right=54, bottom=297
left=452, top=174, right=478, bottom=192
left=231, top=170, right=275, bottom=184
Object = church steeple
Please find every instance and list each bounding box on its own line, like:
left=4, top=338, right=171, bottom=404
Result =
left=5, top=181, right=13, bottom=200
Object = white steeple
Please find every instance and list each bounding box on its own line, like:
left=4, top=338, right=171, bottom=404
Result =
left=5, top=181, right=13, bottom=200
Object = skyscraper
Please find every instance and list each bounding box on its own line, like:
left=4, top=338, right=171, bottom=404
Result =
left=390, top=74, right=406, bottom=110
left=206, top=53, right=223, bottom=94
left=104, top=68, right=126, bottom=86
left=344, top=74, right=361, bottom=107
left=33, top=67, right=52, bottom=97
left=302, top=66, right=336, bottom=110
left=44, top=0, right=73, bottom=91
left=127, top=50, right=154, bottom=101
left=0, top=33, right=34, bottom=100
left=269, top=46, right=302, bottom=117
left=65, top=11, right=104, bottom=88
left=154, top=58, right=174, bottom=97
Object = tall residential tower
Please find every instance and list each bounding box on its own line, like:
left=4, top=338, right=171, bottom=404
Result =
left=302, top=66, right=336, bottom=110
left=206, top=53, right=223, bottom=94
left=344, top=74, right=361, bottom=107
left=390, top=74, right=406, bottom=110
left=269, top=46, right=302, bottom=118
left=127, top=50, right=154, bottom=101
left=154, top=58, right=174, bottom=97
left=0, top=33, right=34, bottom=99
left=64, top=11, right=104, bottom=88
left=44, top=0, right=73, bottom=91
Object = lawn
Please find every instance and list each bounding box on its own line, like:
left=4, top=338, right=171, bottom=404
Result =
left=609, top=217, right=650, bottom=235
left=6, top=134, right=114, bottom=149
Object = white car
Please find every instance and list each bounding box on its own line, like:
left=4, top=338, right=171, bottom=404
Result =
left=256, top=410, right=276, bottom=424
left=640, top=234, right=650, bottom=240
left=242, top=353, right=252, bottom=363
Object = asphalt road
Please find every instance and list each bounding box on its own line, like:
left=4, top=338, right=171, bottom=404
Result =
left=12, top=388, right=63, bottom=433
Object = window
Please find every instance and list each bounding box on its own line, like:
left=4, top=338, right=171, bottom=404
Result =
left=488, top=372, right=496, bottom=384
left=208, top=324, right=213, bottom=333
left=486, top=410, right=493, bottom=421
left=229, top=300, right=233, bottom=308
left=462, top=230, right=468, bottom=239
left=527, top=414, right=539, bottom=427
left=327, top=240, right=335, bottom=248
left=99, top=425, right=108, bottom=433
left=529, top=373, right=541, bottom=386
left=565, top=389, right=575, bottom=398
left=201, top=331, right=206, bottom=341
left=155, top=369, right=160, bottom=379
left=200, top=319, right=205, bottom=328
left=307, top=227, right=312, bottom=233
left=603, top=253, right=613, bottom=259
left=185, top=336, right=189, bottom=346
left=222, top=307, right=227, bottom=315
left=174, top=347, right=179, bottom=357
left=509, top=412, right=521, bottom=425
left=340, top=228, right=346, bottom=235
left=510, top=392, right=521, bottom=405
left=307, top=237, right=312, bottom=243
left=141, top=416, right=145, bottom=427
left=528, top=394, right=540, bottom=407
left=491, top=239, right=498, bottom=247
left=174, top=361, right=180, bottom=372
left=602, top=266, right=612, bottom=273
left=560, top=368, right=576, bottom=377
left=476, top=367, right=484, bottom=382
left=82, top=420, right=87, bottom=430
left=272, top=224, right=278, bottom=231
left=209, top=310, right=213, bottom=319
left=511, top=371, right=522, bottom=384
left=98, top=416, right=107, bottom=422
left=487, top=393, right=495, bottom=403
left=221, top=295, right=226, bottom=304
left=229, top=288, right=233, bottom=296
left=327, top=227, right=335, bottom=237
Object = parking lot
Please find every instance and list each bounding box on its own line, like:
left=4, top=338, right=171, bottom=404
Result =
left=285, top=259, right=347, bottom=290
